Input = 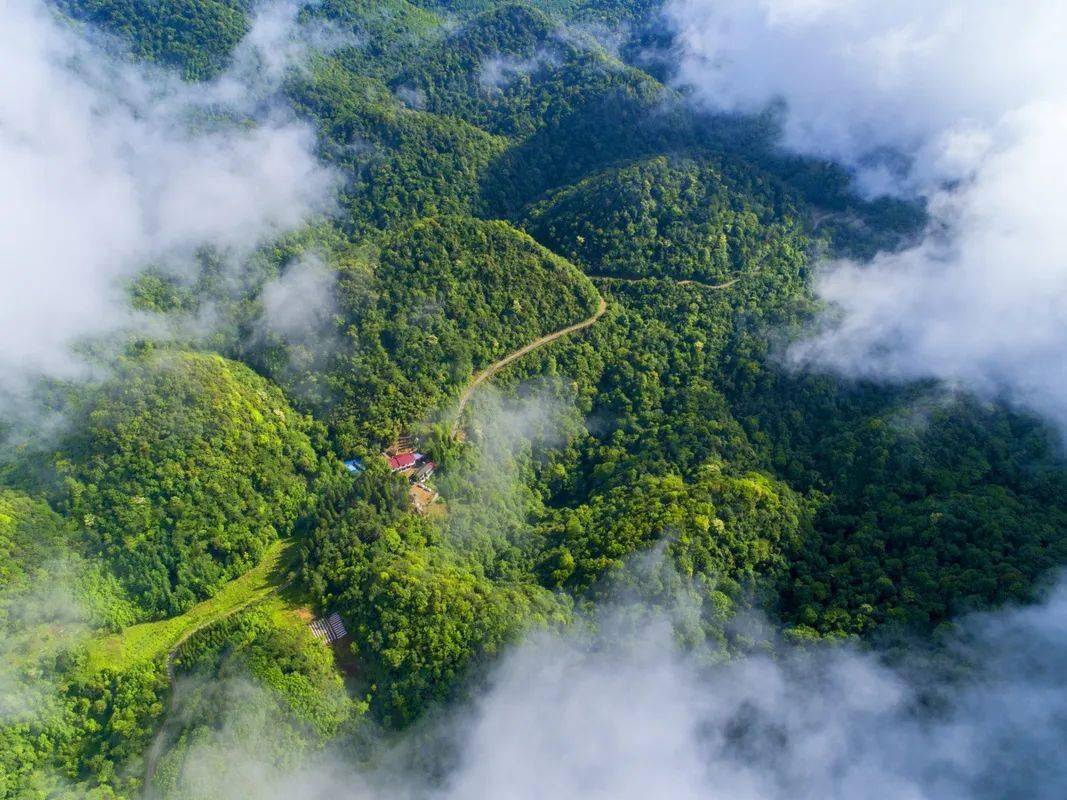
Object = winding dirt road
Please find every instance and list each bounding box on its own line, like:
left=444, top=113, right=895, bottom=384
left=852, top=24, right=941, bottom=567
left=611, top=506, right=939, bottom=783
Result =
left=449, top=270, right=742, bottom=436
left=589, top=274, right=739, bottom=290
left=451, top=294, right=607, bottom=436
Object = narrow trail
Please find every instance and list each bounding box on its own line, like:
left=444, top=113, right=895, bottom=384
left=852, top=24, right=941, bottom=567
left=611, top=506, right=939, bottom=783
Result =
left=451, top=294, right=607, bottom=436
left=449, top=270, right=741, bottom=437
left=141, top=578, right=293, bottom=795
left=588, top=274, right=739, bottom=290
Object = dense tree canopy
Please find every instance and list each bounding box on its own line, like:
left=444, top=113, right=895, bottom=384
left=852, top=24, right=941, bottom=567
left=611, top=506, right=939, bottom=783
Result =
left=0, top=489, right=70, bottom=612
left=273, top=215, right=601, bottom=447
left=58, top=0, right=251, bottom=79
left=51, top=352, right=328, bottom=619
left=3, top=1, right=1067, bottom=796
left=304, top=507, right=570, bottom=726
left=524, top=154, right=810, bottom=282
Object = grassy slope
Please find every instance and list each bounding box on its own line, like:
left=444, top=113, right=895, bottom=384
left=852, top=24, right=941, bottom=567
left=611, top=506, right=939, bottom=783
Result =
left=83, top=539, right=295, bottom=674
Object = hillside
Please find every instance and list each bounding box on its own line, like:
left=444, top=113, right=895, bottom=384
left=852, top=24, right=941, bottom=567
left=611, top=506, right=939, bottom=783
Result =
left=286, top=215, right=602, bottom=447
left=45, top=352, right=328, bottom=620
left=524, top=154, right=811, bottom=283
left=2, top=1, right=1066, bottom=797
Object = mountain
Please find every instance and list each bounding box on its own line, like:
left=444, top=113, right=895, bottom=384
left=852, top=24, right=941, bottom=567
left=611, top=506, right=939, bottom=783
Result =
left=1, top=1, right=1065, bottom=797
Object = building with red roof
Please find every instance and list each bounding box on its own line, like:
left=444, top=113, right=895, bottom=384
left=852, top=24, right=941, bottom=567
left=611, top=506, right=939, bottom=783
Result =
left=388, top=452, right=417, bottom=471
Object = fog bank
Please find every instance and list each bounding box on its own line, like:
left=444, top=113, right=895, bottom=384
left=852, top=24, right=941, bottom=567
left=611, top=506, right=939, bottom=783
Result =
left=161, top=574, right=1067, bottom=799
left=667, top=0, right=1067, bottom=433
left=0, top=0, right=337, bottom=389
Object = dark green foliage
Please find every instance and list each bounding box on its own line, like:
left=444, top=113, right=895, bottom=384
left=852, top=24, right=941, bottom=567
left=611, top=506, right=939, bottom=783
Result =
left=52, top=352, right=329, bottom=619
left=569, top=0, right=664, bottom=25
left=727, top=359, right=1067, bottom=636
left=497, top=222, right=1067, bottom=646
left=7, top=1, right=1067, bottom=788
left=772, top=156, right=928, bottom=259
left=392, top=3, right=564, bottom=136
left=307, top=0, right=445, bottom=81
left=392, top=3, right=685, bottom=146
left=60, top=0, right=251, bottom=80
left=289, top=63, right=507, bottom=233
left=479, top=74, right=689, bottom=216
left=524, top=154, right=810, bottom=282
left=296, top=215, right=599, bottom=447
left=305, top=510, right=569, bottom=726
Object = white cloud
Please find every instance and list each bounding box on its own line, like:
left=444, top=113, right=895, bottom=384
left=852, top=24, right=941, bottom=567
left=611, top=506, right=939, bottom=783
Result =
left=792, top=103, right=1067, bottom=428
left=394, top=85, right=427, bottom=110
left=667, top=0, right=1067, bottom=431
left=156, top=575, right=1067, bottom=799
left=667, top=0, right=1064, bottom=183
left=0, top=0, right=338, bottom=387
left=257, top=254, right=339, bottom=344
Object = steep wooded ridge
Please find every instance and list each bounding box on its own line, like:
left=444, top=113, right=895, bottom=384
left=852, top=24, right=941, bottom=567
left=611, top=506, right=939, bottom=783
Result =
left=451, top=293, right=607, bottom=435
left=2, top=1, right=1066, bottom=797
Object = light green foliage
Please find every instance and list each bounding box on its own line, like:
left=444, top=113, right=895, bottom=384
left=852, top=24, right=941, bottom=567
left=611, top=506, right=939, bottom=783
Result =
left=0, top=661, right=167, bottom=799
left=53, top=352, right=328, bottom=619
left=0, top=490, right=70, bottom=615
left=172, top=601, right=353, bottom=737
left=533, top=463, right=809, bottom=653
left=150, top=599, right=357, bottom=798
left=0, top=487, right=137, bottom=635
left=83, top=538, right=294, bottom=674
left=538, top=464, right=809, bottom=596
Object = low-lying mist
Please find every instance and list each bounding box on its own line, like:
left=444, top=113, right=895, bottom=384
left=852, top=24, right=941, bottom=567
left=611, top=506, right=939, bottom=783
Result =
left=155, top=566, right=1067, bottom=800
left=0, top=0, right=338, bottom=394
left=667, top=0, right=1067, bottom=436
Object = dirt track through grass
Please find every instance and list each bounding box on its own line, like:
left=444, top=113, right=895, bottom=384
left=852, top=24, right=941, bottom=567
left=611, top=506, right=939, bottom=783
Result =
left=84, top=538, right=293, bottom=675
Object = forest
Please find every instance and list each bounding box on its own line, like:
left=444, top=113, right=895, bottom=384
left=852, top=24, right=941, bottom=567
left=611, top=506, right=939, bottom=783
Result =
left=1, top=0, right=1065, bottom=797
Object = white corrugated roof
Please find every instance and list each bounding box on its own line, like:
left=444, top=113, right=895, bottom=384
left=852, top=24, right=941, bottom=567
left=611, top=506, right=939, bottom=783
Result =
left=310, top=612, right=348, bottom=643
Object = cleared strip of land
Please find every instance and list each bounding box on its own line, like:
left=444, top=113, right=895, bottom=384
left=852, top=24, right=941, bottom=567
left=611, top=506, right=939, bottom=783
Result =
left=83, top=538, right=294, bottom=674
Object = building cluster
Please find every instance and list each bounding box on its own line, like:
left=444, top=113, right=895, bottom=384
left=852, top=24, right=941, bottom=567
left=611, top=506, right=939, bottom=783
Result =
left=383, top=435, right=439, bottom=514
left=341, top=434, right=441, bottom=514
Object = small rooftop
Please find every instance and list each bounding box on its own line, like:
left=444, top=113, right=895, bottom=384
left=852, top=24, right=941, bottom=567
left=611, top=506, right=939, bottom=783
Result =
left=310, top=611, right=348, bottom=644
left=388, top=452, right=417, bottom=471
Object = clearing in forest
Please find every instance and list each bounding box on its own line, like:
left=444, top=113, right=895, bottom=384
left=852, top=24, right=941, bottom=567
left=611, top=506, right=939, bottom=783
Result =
left=82, top=538, right=295, bottom=674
